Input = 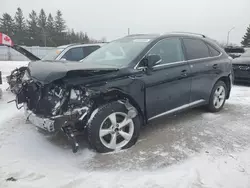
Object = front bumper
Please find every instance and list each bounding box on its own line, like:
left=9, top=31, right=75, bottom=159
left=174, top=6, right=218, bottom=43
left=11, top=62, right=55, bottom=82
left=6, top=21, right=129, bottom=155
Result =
left=24, top=105, right=56, bottom=132
left=24, top=104, right=89, bottom=133
left=23, top=104, right=89, bottom=153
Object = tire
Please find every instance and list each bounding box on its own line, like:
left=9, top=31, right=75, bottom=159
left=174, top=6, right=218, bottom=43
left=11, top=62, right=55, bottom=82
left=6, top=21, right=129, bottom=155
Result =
left=87, top=101, right=141, bottom=153
left=207, top=80, right=227, bottom=112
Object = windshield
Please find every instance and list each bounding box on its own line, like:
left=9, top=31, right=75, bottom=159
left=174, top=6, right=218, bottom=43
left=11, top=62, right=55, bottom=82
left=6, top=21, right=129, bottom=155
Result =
left=241, top=48, right=250, bottom=57
left=80, top=38, right=152, bottom=67
left=42, top=47, right=65, bottom=60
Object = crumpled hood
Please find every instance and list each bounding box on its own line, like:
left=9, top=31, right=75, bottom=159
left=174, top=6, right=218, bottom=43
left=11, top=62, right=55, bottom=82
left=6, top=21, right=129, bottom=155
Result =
left=232, top=57, right=250, bottom=65
left=28, top=60, right=119, bottom=84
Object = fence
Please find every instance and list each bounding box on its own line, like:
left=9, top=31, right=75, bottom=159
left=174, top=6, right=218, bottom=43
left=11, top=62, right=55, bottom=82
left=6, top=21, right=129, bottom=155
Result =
left=0, top=46, right=55, bottom=61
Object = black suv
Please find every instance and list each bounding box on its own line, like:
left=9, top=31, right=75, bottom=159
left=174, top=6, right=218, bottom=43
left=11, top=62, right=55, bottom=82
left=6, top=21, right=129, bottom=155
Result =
left=15, top=32, right=233, bottom=153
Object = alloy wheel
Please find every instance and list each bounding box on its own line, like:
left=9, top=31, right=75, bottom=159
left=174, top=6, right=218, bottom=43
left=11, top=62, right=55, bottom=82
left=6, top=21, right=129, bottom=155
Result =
left=99, top=112, right=134, bottom=150
left=213, top=85, right=226, bottom=109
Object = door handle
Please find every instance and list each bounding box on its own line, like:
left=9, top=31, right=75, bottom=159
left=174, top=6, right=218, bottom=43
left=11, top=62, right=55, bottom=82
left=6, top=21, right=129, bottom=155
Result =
left=181, top=70, right=188, bottom=77
left=213, top=64, right=218, bottom=69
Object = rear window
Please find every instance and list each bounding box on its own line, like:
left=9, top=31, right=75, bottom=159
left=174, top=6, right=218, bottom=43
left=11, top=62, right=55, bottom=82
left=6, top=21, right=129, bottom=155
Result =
left=183, top=38, right=210, bottom=60
left=207, top=44, right=220, bottom=57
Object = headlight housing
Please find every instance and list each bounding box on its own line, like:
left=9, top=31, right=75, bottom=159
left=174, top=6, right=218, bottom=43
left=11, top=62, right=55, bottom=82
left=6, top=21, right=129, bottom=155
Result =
left=22, top=70, right=30, bottom=81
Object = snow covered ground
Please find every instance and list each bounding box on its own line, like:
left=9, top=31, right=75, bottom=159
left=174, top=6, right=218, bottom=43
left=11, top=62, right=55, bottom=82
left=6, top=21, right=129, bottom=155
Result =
left=1, top=61, right=250, bottom=188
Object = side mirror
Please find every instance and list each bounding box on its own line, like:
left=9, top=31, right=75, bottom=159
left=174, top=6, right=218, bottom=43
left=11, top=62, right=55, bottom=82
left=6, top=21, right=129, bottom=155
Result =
left=146, top=54, right=162, bottom=68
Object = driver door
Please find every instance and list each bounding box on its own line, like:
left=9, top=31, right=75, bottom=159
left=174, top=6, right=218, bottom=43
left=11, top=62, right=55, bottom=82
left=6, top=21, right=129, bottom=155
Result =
left=138, top=37, right=192, bottom=120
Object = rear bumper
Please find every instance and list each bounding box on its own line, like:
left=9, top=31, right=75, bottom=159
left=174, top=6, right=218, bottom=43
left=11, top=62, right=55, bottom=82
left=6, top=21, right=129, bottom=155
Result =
left=233, top=68, right=250, bottom=83
left=234, top=74, right=250, bottom=83
left=234, top=77, right=250, bottom=83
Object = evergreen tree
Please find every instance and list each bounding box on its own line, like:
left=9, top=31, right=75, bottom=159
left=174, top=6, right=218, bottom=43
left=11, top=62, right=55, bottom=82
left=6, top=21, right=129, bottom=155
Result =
left=46, top=13, right=56, bottom=46
left=0, top=8, right=96, bottom=46
left=14, top=7, right=27, bottom=45
left=241, top=25, right=250, bottom=47
left=38, top=9, right=47, bottom=46
left=54, top=10, right=66, bottom=45
left=84, top=32, right=90, bottom=43
left=55, top=10, right=66, bottom=33
left=0, top=13, right=15, bottom=37
left=26, top=10, right=39, bottom=46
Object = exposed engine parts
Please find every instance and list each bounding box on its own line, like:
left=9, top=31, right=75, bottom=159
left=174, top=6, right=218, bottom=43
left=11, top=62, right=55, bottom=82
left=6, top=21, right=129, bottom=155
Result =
left=6, top=66, right=27, bottom=94
left=61, top=121, right=79, bottom=153
left=15, top=79, right=93, bottom=152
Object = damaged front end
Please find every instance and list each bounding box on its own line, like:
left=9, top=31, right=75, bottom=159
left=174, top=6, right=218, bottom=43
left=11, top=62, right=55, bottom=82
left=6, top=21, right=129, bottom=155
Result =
left=16, top=72, right=100, bottom=153
left=7, top=66, right=27, bottom=94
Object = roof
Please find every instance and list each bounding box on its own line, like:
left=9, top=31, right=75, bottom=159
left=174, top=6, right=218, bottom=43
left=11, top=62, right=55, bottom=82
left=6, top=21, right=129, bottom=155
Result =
left=57, top=43, right=106, bottom=49
left=125, top=32, right=207, bottom=40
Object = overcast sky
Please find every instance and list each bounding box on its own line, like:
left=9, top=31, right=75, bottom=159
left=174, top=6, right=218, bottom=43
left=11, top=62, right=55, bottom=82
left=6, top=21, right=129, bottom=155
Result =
left=1, top=0, right=250, bottom=45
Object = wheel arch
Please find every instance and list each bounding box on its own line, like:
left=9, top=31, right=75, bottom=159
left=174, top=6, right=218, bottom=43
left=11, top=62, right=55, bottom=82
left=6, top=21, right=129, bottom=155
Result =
left=216, top=74, right=232, bottom=99
left=96, top=88, right=146, bottom=126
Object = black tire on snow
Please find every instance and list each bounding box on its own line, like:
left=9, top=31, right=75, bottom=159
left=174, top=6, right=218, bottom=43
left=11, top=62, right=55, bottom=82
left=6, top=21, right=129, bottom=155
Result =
left=207, top=80, right=227, bottom=112
left=87, top=101, right=141, bottom=153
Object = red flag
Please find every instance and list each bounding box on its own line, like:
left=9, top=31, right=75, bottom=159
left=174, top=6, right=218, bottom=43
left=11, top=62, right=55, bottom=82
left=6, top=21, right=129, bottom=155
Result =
left=0, top=32, right=14, bottom=46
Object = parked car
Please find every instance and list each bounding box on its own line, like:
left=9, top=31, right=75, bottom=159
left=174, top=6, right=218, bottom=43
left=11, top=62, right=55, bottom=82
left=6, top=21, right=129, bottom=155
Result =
left=14, top=32, right=233, bottom=153
left=232, top=48, right=250, bottom=83
left=224, top=46, right=245, bottom=59
left=6, top=43, right=106, bottom=94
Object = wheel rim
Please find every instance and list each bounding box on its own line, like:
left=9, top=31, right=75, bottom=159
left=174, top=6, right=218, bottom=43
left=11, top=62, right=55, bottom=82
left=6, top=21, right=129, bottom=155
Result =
left=99, top=112, right=134, bottom=150
left=213, top=85, right=226, bottom=109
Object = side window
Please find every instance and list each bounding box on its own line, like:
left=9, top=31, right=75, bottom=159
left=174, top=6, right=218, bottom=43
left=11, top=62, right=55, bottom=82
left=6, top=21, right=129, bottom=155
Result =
left=207, top=44, right=221, bottom=57
left=82, top=45, right=100, bottom=58
left=62, top=47, right=84, bottom=61
left=148, top=38, right=184, bottom=64
left=183, top=38, right=210, bottom=60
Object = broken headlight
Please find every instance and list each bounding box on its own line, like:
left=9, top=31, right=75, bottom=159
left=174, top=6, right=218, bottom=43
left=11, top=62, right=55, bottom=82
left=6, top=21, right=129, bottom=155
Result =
left=22, top=70, right=30, bottom=81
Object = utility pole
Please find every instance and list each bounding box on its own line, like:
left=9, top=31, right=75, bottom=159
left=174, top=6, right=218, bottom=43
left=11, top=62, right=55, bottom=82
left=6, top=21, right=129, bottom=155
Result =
left=128, top=28, right=130, bottom=35
left=227, top=27, right=235, bottom=46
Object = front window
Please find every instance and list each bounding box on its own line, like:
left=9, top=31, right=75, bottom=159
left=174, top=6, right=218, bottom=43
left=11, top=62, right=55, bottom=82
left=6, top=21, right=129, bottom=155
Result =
left=42, top=48, right=65, bottom=61
left=147, top=38, right=184, bottom=65
left=81, top=38, right=152, bottom=67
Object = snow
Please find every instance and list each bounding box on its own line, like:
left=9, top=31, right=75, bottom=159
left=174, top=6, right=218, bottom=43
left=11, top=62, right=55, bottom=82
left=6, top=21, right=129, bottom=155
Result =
left=0, top=61, right=29, bottom=78
left=1, top=61, right=250, bottom=188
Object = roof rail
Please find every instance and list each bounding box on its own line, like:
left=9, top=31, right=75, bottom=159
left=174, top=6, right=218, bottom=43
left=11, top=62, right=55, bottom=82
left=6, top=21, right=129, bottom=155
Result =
left=167, top=31, right=206, bottom=38
left=125, top=34, right=148, bottom=37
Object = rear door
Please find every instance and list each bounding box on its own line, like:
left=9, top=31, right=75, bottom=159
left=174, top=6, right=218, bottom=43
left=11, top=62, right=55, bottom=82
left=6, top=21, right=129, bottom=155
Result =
left=182, top=38, right=222, bottom=103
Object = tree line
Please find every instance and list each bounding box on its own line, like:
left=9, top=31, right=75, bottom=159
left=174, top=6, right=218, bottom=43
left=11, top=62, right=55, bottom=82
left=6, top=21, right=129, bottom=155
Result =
left=241, top=25, right=250, bottom=47
left=0, top=8, right=101, bottom=47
